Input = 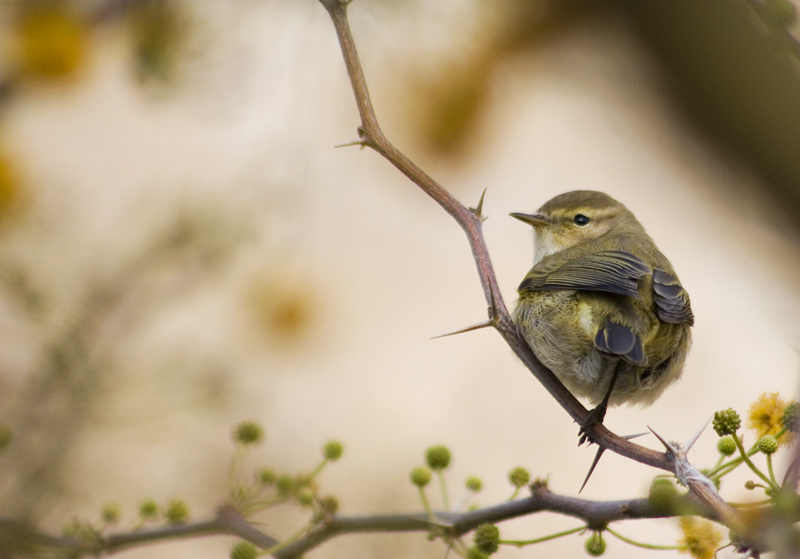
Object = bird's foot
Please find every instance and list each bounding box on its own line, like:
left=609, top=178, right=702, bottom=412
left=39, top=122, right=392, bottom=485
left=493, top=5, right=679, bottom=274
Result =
left=578, top=402, right=608, bottom=446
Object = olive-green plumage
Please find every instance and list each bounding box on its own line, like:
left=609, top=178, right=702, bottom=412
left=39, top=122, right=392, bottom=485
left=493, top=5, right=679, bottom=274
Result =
left=511, top=191, right=693, bottom=407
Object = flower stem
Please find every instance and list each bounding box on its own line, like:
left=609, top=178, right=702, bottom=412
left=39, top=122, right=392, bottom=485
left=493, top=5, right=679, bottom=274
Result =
left=437, top=471, right=450, bottom=510
left=733, top=432, right=779, bottom=492
left=501, top=525, right=585, bottom=547
left=307, top=458, right=329, bottom=481
left=418, top=487, right=435, bottom=521
left=766, top=453, right=778, bottom=487
left=606, top=527, right=682, bottom=550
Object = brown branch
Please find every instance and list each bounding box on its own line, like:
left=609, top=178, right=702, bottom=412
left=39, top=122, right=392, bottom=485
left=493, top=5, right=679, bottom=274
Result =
left=0, top=506, right=279, bottom=557
left=0, top=487, right=724, bottom=559
left=273, top=484, right=716, bottom=558
left=317, top=0, right=744, bottom=535
left=318, top=0, right=660, bottom=470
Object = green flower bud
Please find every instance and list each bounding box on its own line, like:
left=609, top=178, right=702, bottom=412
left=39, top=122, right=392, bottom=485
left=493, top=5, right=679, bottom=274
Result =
left=410, top=466, right=432, bottom=488
left=465, top=476, right=483, bottom=492
left=648, top=478, right=679, bottom=512
left=139, top=500, right=159, bottom=520
left=425, top=445, right=451, bottom=471
left=508, top=467, right=530, bottom=488
left=165, top=498, right=189, bottom=524
left=323, top=441, right=344, bottom=461
left=713, top=409, right=741, bottom=436
left=0, top=423, right=12, bottom=451
left=318, top=495, right=339, bottom=515
left=585, top=531, right=606, bottom=556
left=276, top=474, right=296, bottom=496
left=259, top=468, right=276, bottom=485
left=465, top=548, right=489, bottom=559
left=297, top=487, right=315, bottom=506
left=744, top=480, right=757, bottom=490
left=757, top=435, right=778, bottom=455
left=233, top=422, right=263, bottom=445
left=101, top=503, right=120, bottom=524
left=230, top=541, right=258, bottom=559
left=717, top=435, right=737, bottom=456
left=473, top=524, right=500, bottom=555
left=783, top=402, right=799, bottom=433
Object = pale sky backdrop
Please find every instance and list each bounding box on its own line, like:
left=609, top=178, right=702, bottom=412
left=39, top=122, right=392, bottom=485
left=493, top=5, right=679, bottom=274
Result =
left=2, top=1, right=800, bottom=558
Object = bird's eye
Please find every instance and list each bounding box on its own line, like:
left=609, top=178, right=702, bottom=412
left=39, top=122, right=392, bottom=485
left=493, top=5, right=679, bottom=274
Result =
left=573, top=214, right=590, bottom=226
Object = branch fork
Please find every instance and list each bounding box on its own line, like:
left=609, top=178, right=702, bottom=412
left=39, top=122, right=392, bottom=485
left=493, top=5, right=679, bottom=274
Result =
left=319, top=0, right=745, bottom=539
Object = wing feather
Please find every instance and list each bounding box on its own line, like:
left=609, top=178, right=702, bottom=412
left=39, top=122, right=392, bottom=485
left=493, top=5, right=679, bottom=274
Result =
left=518, top=250, right=650, bottom=300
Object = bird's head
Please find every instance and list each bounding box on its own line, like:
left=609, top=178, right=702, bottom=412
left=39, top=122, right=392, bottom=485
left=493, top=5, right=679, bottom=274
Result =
left=511, top=190, right=646, bottom=264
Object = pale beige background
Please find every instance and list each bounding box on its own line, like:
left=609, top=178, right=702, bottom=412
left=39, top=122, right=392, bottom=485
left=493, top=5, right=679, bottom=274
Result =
left=2, top=1, right=799, bottom=558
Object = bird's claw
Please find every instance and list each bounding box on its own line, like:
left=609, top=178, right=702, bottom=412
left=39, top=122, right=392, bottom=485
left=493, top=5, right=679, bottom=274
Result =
left=578, top=403, right=608, bottom=446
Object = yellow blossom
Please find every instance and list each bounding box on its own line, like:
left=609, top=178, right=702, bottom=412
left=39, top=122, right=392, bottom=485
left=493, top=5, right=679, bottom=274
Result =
left=678, top=516, right=722, bottom=559
left=17, top=4, right=86, bottom=80
left=747, top=392, right=796, bottom=448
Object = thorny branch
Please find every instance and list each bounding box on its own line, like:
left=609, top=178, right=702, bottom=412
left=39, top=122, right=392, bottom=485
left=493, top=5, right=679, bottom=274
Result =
left=3, top=0, right=782, bottom=557
left=317, top=0, right=744, bottom=538
left=0, top=487, right=719, bottom=558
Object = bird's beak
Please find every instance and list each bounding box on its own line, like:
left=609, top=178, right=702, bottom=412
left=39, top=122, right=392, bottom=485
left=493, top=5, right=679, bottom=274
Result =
left=510, top=212, right=550, bottom=227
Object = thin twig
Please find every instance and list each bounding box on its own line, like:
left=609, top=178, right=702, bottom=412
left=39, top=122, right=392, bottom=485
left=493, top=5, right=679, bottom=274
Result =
left=317, top=0, right=743, bottom=534
left=317, top=0, right=672, bottom=473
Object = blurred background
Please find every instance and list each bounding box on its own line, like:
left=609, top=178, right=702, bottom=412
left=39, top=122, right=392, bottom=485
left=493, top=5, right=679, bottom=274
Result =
left=0, top=0, right=799, bottom=557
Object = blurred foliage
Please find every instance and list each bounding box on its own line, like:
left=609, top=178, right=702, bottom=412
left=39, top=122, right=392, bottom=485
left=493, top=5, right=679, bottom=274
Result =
left=15, top=0, right=87, bottom=81
left=617, top=0, right=800, bottom=234
left=0, top=204, right=250, bottom=520
left=406, top=0, right=596, bottom=159
left=126, top=0, right=186, bottom=84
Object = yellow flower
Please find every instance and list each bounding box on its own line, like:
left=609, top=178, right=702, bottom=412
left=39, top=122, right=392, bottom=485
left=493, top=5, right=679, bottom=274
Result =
left=747, top=392, right=796, bottom=447
left=678, top=516, right=722, bottom=559
left=17, top=4, right=86, bottom=80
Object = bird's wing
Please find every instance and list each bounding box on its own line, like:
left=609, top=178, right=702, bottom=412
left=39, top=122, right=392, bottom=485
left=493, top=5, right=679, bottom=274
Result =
left=518, top=250, right=651, bottom=300
left=652, top=270, right=694, bottom=325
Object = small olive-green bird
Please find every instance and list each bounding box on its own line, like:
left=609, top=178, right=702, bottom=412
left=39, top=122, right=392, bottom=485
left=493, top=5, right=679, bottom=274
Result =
left=511, top=190, right=693, bottom=420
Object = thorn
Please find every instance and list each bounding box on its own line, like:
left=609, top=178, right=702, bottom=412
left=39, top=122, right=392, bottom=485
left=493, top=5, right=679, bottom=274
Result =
left=648, top=424, right=718, bottom=492
left=647, top=425, right=679, bottom=454
left=334, top=139, right=366, bottom=149
left=684, top=417, right=711, bottom=452
left=579, top=446, right=606, bottom=493
left=580, top=428, right=652, bottom=492
left=579, top=431, right=647, bottom=492
left=470, top=189, right=488, bottom=222
left=623, top=432, right=649, bottom=441
left=430, top=319, right=495, bottom=339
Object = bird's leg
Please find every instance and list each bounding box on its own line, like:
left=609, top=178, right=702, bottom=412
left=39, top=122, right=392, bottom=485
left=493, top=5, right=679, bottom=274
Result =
left=578, top=360, right=622, bottom=446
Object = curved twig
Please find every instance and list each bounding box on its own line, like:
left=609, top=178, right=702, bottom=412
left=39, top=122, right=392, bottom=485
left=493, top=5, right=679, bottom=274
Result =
left=0, top=506, right=279, bottom=556
left=317, top=0, right=745, bottom=539
left=0, top=487, right=722, bottom=559
left=274, top=484, right=714, bottom=558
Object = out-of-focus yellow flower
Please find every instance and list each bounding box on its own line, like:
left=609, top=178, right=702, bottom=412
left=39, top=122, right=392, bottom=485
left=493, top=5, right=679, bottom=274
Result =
left=0, top=149, right=25, bottom=222
left=246, top=273, right=316, bottom=344
left=678, top=516, right=722, bottom=559
left=748, top=392, right=796, bottom=448
left=17, top=3, right=86, bottom=80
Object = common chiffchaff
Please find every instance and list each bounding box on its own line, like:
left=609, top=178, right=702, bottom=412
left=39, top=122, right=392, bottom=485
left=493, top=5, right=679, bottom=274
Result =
left=512, top=190, right=693, bottom=413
